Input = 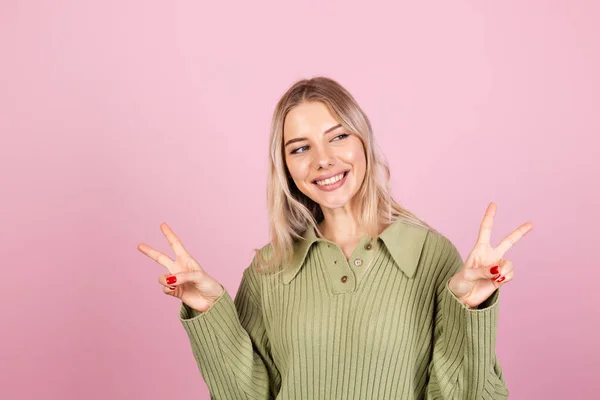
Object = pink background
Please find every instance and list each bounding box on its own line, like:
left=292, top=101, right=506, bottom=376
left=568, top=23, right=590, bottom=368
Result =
left=1, top=1, right=598, bottom=399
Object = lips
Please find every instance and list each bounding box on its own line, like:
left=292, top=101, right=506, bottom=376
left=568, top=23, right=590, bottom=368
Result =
left=312, top=170, right=349, bottom=192
left=312, top=170, right=349, bottom=184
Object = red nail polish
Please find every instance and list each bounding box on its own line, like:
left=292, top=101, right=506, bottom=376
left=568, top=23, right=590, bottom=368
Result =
left=166, top=276, right=176, bottom=285
left=490, top=266, right=499, bottom=275
left=169, top=286, right=176, bottom=290
left=495, top=275, right=505, bottom=283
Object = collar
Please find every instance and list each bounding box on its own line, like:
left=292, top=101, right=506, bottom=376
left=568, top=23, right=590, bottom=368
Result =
left=281, top=219, right=429, bottom=284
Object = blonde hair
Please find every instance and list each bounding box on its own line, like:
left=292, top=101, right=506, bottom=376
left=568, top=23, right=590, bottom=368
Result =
left=252, top=76, right=437, bottom=273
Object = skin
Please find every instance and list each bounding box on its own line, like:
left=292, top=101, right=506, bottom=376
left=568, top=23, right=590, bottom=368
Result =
left=448, top=202, right=533, bottom=308
left=137, top=102, right=534, bottom=311
left=137, top=224, right=224, bottom=312
left=283, top=101, right=372, bottom=253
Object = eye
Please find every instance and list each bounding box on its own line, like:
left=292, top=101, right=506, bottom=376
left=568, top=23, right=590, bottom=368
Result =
left=290, top=145, right=308, bottom=155
left=289, top=134, right=349, bottom=155
left=333, top=133, right=349, bottom=141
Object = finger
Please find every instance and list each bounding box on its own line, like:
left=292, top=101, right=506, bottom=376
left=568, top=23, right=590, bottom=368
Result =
left=137, top=243, right=176, bottom=272
left=158, top=271, right=205, bottom=289
left=162, top=285, right=177, bottom=296
left=476, top=202, right=497, bottom=246
left=491, top=260, right=513, bottom=283
left=462, top=259, right=512, bottom=281
left=463, top=264, right=497, bottom=281
left=166, top=270, right=204, bottom=286
left=160, top=223, right=189, bottom=258
left=494, top=269, right=514, bottom=287
left=158, top=273, right=177, bottom=288
left=495, top=221, right=534, bottom=256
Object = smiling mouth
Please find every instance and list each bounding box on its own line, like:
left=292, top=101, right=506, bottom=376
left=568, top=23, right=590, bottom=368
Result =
left=313, top=170, right=349, bottom=186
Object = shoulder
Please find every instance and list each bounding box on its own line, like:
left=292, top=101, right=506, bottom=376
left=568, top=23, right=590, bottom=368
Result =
left=252, top=242, right=274, bottom=262
left=243, top=242, right=279, bottom=281
left=422, top=229, right=460, bottom=257
left=238, top=242, right=282, bottom=302
left=421, top=229, right=464, bottom=277
left=387, top=220, right=459, bottom=262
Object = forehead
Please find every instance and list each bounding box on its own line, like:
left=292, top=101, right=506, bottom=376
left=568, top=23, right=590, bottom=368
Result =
left=283, top=102, right=339, bottom=139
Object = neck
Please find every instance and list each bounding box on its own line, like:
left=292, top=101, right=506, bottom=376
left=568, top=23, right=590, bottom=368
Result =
left=318, top=208, right=365, bottom=245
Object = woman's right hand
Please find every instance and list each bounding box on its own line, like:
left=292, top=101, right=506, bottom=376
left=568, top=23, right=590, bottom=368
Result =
left=137, top=222, right=225, bottom=313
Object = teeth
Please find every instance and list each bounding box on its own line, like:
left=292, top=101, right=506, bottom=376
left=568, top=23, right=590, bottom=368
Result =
left=316, top=172, right=345, bottom=186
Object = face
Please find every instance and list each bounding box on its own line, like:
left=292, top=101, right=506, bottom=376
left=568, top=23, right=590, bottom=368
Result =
left=283, top=101, right=367, bottom=212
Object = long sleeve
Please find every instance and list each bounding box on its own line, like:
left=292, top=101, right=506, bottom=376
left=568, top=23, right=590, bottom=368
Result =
left=179, top=266, right=281, bottom=399
left=425, top=236, right=510, bottom=400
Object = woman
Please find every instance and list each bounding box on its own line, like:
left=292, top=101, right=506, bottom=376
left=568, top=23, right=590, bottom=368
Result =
left=138, top=77, right=533, bottom=399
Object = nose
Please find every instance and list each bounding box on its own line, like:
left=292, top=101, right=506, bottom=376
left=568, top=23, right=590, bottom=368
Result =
left=314, top=145, right=338, bottom=169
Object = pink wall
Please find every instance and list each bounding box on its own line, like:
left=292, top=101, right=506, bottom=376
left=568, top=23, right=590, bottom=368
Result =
left=1, top=1, right=598, bottom=399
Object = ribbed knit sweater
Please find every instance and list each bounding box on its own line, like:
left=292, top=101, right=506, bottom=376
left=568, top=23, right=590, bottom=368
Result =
left=179, top=220, right=509, bottom=399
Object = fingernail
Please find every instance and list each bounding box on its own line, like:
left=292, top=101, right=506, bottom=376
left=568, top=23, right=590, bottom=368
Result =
left=490, top=266, right=499, bottom=275
left=166, top=276, right=176, bottom=285
left=495, top=275, right=505, bottom=283
left=169, top=286, right=176, bottom=290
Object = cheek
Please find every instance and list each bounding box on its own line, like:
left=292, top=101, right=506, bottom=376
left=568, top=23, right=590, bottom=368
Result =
left=285, top=158, right=311, bottom=180
left=345, top=142, right=367, bottom=167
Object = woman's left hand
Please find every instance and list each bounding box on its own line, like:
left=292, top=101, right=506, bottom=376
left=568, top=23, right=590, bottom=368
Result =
left=448, top=202, right=533, bottom=309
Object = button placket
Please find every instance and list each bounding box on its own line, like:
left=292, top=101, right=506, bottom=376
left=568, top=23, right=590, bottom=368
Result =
left=321, top=241, right=355, bottom=293
left=351, top=238, right=370, bottom=268
left=350, top=238, right=376, bottom=285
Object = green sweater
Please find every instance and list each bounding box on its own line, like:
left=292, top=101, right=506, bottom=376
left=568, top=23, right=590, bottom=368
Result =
left=179, top=220, right=509, bottom=399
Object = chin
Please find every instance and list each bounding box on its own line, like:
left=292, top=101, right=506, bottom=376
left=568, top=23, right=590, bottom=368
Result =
left=313, top=192, right=355, bottom=209
left=298, top=180, right=357, bottom=209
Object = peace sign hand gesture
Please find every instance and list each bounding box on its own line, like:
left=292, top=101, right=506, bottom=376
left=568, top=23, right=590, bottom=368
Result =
left=137, top=223, right=225, bottom=313
left=448, top=203, right=533, bottom=309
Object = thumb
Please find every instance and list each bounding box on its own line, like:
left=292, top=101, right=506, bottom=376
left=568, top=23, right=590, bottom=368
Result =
left=163, top=270, right=205, bottom=287
left=463, top=263, right=501, bottom=281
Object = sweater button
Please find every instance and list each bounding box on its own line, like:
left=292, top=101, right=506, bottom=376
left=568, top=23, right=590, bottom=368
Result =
left=354, top=258, right=363, bottom=266
left=341, top=275, right=348, bottom=283
left=365, top=243, right=372, bottom=250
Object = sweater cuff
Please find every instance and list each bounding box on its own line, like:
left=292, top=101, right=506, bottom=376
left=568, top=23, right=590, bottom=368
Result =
left=446, top=283, right=500, bottom=311
left=179, top=287, right=231, bottom=322
left=443, top=282, right=501, bottom=368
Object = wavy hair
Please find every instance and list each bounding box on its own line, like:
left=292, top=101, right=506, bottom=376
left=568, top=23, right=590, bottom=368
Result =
left=252, top=76, right=437, bottom=273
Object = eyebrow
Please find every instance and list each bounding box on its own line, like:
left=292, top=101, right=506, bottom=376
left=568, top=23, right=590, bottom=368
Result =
left=284, top=124, right=343, bottom=148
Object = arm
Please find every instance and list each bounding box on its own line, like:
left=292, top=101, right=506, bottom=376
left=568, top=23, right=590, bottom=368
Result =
left=425, top=236, right=509, bottom=400
left=179, top=265, right=281, bottom=399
